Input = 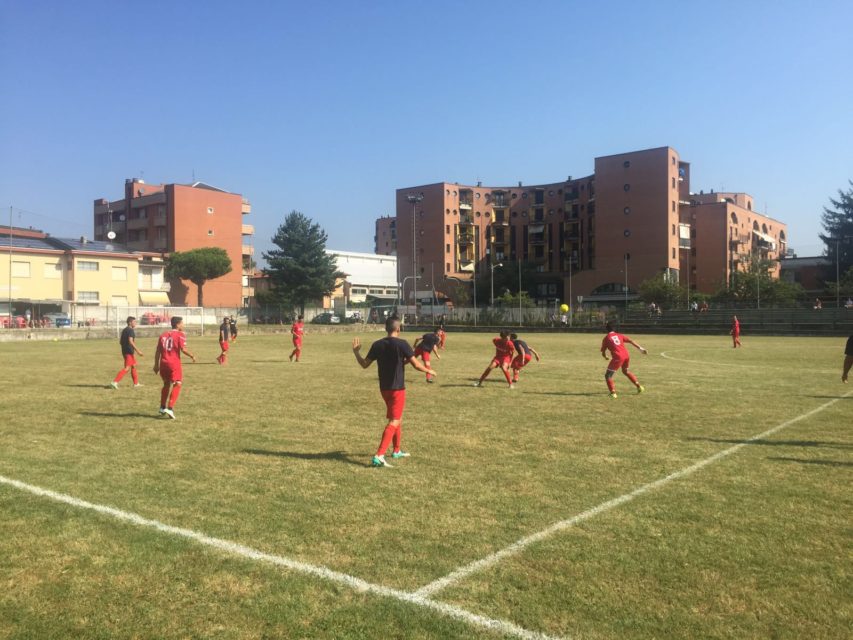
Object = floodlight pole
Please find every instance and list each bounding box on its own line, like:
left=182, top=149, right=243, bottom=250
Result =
left=407, top=193, right=424, bottom=323
left=490, top=261, right=503, bottom=307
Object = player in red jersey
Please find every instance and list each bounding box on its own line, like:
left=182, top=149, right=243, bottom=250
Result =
left=509, top=333, right=541, bottom=384
left=352, top=317, right=436, bottom=467
left=153, top=316, right=196, bottom=419
left=217, top=317, right=230, bottom=365
left=413, top=328, right=442, bottom=382
left=601, top=321, right=647, bottom=398
left=110, top=316, right=144, bottom=389
left=730, top=315, right=742, bottom=348
left=289, top=315, right=305, bottom=362
left=474, top=330, right=516, bottom=388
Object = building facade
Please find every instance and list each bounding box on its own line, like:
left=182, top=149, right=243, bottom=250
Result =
left=375, top=216, right=397, bottom=255
left=388, top=146, right=787, bottom=305
left=329, top=250, right=398, bottom=304
left=93, top=178, right=254, bottom=307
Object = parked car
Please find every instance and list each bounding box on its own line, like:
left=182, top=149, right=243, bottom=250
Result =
left=44, top=312, right=71, bottom=327
left=311, top=312, right=341, bottom=325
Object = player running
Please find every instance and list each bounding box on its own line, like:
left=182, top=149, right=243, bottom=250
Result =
left=110, top=316, right=143, bottom=389
left=474, top=330, right=516, bottom=388
left=352, top=317, right=436, bottom=468
left=413, top=328, right=442, bottom=383
left=731, top=315, right=742, bottom=348
left=509, top=332, right=541, bottom=384
left=601, top=321, right=647, bottom=398
left=217, top=317, right=230, bottom=365
left=153, top=316, right=196, bottom=419
left=289, top=315, right=304, bottom=362
left=842, top=334, right=853, bottom=383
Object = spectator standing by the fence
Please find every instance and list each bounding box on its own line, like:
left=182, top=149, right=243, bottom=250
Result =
left=110, top=316, right=143, bottom=389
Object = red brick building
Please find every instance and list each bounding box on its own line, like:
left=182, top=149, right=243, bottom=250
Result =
left=388, top=146, right=787, bottom=305
left=93, top=179, right=254, bottom=307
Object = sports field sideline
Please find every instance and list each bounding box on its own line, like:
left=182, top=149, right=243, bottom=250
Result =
left=0, top=331, right=850, bottom=639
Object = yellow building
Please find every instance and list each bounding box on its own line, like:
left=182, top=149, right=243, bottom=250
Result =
left=1, top=231, right=168, bottom=322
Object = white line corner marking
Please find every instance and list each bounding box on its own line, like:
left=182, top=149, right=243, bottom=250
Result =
left=413, top=390, right=851, bottom=598
left=0, top=474, right=559, bottom=640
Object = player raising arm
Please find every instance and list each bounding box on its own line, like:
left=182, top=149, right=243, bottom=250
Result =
left=153, top=316, right=196, bottom=419
left=352, top=317, right=435, bottom=467
left=601, top=321, right=647, bottom=398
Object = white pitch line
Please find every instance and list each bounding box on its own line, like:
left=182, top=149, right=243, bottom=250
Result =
left=660, top=351, right=836, bottom=373
left=0, top=474, right=561, bottom=640
left=414, top=390, right=853, bottom=598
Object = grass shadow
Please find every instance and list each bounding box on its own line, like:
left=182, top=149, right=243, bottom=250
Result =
left=66, top=384, right=115, bottom=388
left=768, top=457, right=853, bottom=468
left=525, top=391, right=604, bottom=396
left=242, top=448, right=368, bottom=467
left=80, top=411, right=161, bottom=420
left=803, top=395, right=853, bottom=400
left=686, top=437, right=852, bottom=449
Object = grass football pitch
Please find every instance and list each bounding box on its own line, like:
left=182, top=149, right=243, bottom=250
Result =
left=0, top=330, right=850, bottom=640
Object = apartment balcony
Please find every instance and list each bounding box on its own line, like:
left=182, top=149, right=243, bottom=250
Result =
left=492, top=215, right=509, bottom=226
left=127, top=240, right=150, bottom=251
left=530, top=253, right=548, bottom=264
left=241, top=223, right=255, bottom=235
left=152, top=238, right=168, bottom=250
left=459, top=200, right=473, bottom=210
left=528, top=236, right=547, bottom=245
left=456, top=232, right=475, bottom=243
left=241, top=199, right=251, bottom=214
left=127, top=218, right=149, bottom=230
left=139, top=282, right=171, bottom=293
left=242, top=244, right=254, bottom=256
left=458, top=215, right=474, bottom=226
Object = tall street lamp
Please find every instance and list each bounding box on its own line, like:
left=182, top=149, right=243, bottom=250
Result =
left=406, top=193, right=424, bottom=316
left=624, top=252, right=630, bottom=313
left=490, top=262, right=503, bottom=306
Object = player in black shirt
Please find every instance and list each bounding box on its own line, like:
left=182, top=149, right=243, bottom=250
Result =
left=843, top=335, right=853, bottom=383
left=229, top=316, right=238, bottom=342
left=352, top=317, right=436, bottom=467
left=509, top=333, right=541, bottom=384
left=110, top=316, right=144, bottom=389
left=413, top=328, right=442, bottom=383
left=217, top=317, right=230, bottom=365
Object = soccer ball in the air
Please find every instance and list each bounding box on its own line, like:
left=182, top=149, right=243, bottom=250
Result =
left=560, top=304, right=569, bottom=313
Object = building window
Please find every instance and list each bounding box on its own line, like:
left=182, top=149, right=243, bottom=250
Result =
left=624, top=207, right=630, bottom=215
left=78, top=291, right=99, bottom=302
left=208, top=229, right=214, bottom=236
left=446, top=225, right=450, bottom=234
left=623, top=184, right=630, bottom=192
left=11, top=261, right=30, bottom=277
left=77, top=261, right=99, bottom=271
left=446, top=263, right=450, bottom=271
left=624, top=229, right=631, bottom=237
left=672, top=224, right=676, bottom=236
left=672, top=248, right=676, bottom=259
left=672, top=156, right=676, bottom=165
left=623, top=160, right=630, bottom=168
left=672, top=200, right=676, bottom=212
left=207, top=207, right=215, bottom=214
left=475, top=193, right=481, bottom=199
left=111, top=296, right=128, bottom=307
left=672, top=177, right=676, bottom=189
left=44, top=262, right=61, bottom=279
left=446, top=244, right=450, bottom=253
left=112, top=266, right=128, bottom=281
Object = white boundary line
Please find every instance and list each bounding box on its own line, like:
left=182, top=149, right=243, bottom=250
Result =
left=413, top=390, right=853, bottom=598
left=0, top=474, right=560, bottom=640
left=660, top=350, right=836, bottom=373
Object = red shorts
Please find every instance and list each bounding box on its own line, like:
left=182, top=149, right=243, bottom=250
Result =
left=413, top=347, right=431, bottom=363
left=491, top=355, right=512, bottom=368
left=159, top=363, right=183, bottom=384
left=512, top=353, right=532, bottom=370
left=607, top=357, right=629, bottom=373
left=380, top=389, right=406, bottom=420
left=292, top=338, right=302, bottom=347
left=123, top=354, right=137, bottom=367
left=219, top=340, right=230, bottom=352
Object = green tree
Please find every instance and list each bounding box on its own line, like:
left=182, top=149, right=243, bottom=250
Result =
left=819, top=181, right=853, bottom=282
left=637, top=273, right=682, bottom=309
left=476, top=260, right=539, bottom=305
left=165, top=247, right=232, bottom=307
left=714, top=256, right=804, bottom=307
left=263, top=211, right=342, bottom=314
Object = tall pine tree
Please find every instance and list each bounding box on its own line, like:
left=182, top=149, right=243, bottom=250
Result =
left=819, top=180, right=853, bottom=282
left=263, top=211, right=342, bottom=314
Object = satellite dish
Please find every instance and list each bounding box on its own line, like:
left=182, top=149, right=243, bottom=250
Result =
left=107, top=231, right=116, bottom=240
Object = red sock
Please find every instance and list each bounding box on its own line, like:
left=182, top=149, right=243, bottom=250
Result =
left=392, top=424, right=402, bottom=452
left=168, top=383, right=181, bottom=409
left=606, top=378, right=616, bottom=393
left=131, top=368, right=139, bottom=385
left=626, top=372, right=638, bottom=386
left=160, top=384, right=170, bottom=408
left=114, top=369, right=126, bottom=383
left=502, top=368, right=512, bottom=384
left=376, top=424, right=396, bottom=456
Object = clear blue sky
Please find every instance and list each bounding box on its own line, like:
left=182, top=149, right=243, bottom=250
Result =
left=2, top=0, right=851, bottom=261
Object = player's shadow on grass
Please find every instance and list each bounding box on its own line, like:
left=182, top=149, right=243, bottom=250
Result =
left=242, top=448, right=367, bottom=467
left=66, top=384, right=114, bottom=388
left=767, top=456, right=853, bottom=468
left=80, top=411, right=161, bottom=420
left=687, top=437, right=852, bottom=449
left=804, top=395, right=853, bottom=400
left=525, top=391, right=602, bottom=396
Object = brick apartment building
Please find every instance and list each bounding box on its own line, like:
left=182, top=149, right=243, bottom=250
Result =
left=93, top=178, right=254, bottom=307
left=384, top=146, right=787, bottom=305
